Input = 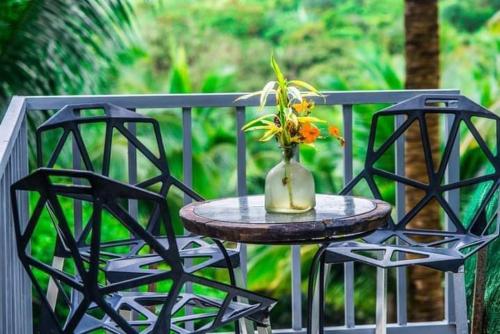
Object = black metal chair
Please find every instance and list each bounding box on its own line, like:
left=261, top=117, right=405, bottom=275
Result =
left=307, top=94, right=499, bottom=334
left=11, top=168, right=275, bottom=334
left=35, top=103, right=241, bottom=280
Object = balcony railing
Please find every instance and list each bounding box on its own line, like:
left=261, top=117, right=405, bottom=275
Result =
left=0, top=89, right=462, bottom=334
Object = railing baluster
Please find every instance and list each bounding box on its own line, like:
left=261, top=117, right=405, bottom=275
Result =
left=182, top=107, right=194, bottom=331
left=236, top=106, right=248, bottom=285
left=20, top=119, right=32, bottom=334
left=17, top=122, right=29, bottom=333
left=13, top=131, right=19, bottom=334
left=6, top=157, right=12, bottom=333
left=71, top=110, right=82, bottom=307
left=183, top=107, right=193, bottom=205
left=395, top=115, right=408, bottom=325
left=342, top=104, right=355, bottom=328
left=128, top=111, right=138, bottom=219
left=72, top=111, right=82, bottom=232
left=444, top=112, right=460, bottom=323
left=236, top=106, right=259, bottom=334
left=126, top=111, right=138, bottom=322
left=291, top=245, right=302, bottom=330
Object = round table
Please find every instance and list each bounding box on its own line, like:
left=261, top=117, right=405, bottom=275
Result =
left=180, top=194, right=391, bottom=334
left=180, top=194, right=391, bottom=244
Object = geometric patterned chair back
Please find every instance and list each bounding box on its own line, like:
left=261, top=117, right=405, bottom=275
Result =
left=11, top=168, right=180, bottom=333
left=341, top=94, right=499, bottom=257
left=10, top=168, right=274, bottom=333
left=36, top=103, right=203, bottom=235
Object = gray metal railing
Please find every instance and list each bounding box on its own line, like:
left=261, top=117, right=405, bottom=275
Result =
left=0, top=89, right=461, bottom=334
left=0, top=96, right=31, bottom=334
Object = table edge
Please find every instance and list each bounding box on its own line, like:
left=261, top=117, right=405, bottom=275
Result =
left=179, top=195, right=392, bottom=244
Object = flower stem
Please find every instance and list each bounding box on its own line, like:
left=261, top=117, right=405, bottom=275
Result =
left=282, top=145, right=298, bottom=209
left=284, top=160, right=295, bottom=209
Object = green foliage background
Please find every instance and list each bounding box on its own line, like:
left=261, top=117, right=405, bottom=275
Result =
left=2, top=0, right=499, bottom=331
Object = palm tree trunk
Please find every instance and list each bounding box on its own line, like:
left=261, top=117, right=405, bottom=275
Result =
left=404, top=0, right=444, bottom=322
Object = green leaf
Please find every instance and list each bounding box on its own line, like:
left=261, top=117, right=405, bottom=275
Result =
left=242, top=113, right=275, bottom=131
left=259, top=80, right=277, bottom=111
left=244, top=125, right=272, bottom=132
left=168, top=46, right=191, bottom=93
left=270, top=54, right=285, bottom=84
left=235, top=90, right=263, bottom=101
left=289, top=80, right=320, bottom=94
left=259, top=127, right=280, bottom=141
left=287, top=86, right=303, bottom=103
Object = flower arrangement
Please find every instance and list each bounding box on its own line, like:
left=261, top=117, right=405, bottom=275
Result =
left=238, top=55, right=344, bottom=148
left=236, top=55, right=345, bottom=213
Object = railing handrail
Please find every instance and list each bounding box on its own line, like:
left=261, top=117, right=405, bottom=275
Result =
left=22, top=89, right=459, bottom=109
left=0, top=89, right=462, bottom=334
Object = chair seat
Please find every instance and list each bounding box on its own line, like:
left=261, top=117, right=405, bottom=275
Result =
left=324, top=229, right=492, bottom=272
left=78, top=236, right=240, bottom=284
left=75, top=288, right=272, bottom=333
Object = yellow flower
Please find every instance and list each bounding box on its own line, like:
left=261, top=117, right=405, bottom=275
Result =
left=292, top=99, right=314, bottom=114
left=299, top=123, right=320, bottom=144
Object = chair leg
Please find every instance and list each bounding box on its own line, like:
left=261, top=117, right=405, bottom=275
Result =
left=235, top=267, right=255, bottom=334
left=375, top=267, right=387, bottom=334
left=453, top=266, right=469, bottom=334
left=256, top=313, right=272, bottom=334
left=311, top=270, right=321, bottom=334
left=308, top=244, right=329, bottom=334
left=318, top=256, right=328, bottom=334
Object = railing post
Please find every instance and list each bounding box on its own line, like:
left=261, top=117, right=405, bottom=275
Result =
left=72, top=110, right=82, bottom=233
left=71, top=110, right=83, bottom=307
left=20, top=119, right=32, bottom=334
left=127, top=111, right=138, bottom=219
left=444, top=112, right=460, bottom=324
left=342, top=104, right=356, bottom=329
left=236, top=106, right=248, bottom=286
left=182, top=107, right=193, bottom=206
left=182, top=107, right=194, bottom=331
left=126, top=111, right=138, bottom=321
left=395, top=114, right=408, bottom=325
left=236, top=106, right=258, bottom=334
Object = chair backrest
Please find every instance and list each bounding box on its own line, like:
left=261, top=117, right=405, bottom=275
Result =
left=11, top=168, right=183, bottom=333
left=11, top=168, right=274, bottom=333
left=36, top=103, right=202, bottom=235
left=342, top=94, right=499, bottom=246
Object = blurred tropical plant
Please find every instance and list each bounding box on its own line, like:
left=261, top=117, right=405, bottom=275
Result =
left=1, top=0, right=134, bottom=327
left=0, top=0, right=133, bottom=112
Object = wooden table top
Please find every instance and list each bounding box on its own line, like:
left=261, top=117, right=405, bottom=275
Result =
left=180, top=194, right=391, bottom=244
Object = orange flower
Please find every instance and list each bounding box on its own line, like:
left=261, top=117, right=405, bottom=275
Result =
left=299, top=123, right=320, bottom=143
left=328, top=126, right=341, bottom=137
left=329, top=125, right=345, bottom=147
left=292, top=99, right=314, bottom=114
